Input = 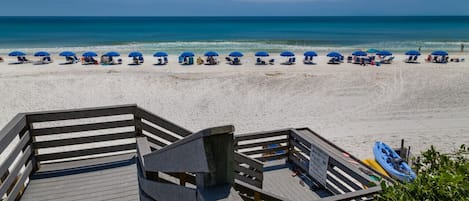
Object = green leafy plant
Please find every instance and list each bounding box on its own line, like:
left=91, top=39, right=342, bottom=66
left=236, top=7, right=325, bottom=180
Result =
left=376, top=144, right=469, bottom=201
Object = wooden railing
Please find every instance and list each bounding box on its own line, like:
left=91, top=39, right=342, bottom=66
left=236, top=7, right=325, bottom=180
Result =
left=234, top=129, right=290, bottom=162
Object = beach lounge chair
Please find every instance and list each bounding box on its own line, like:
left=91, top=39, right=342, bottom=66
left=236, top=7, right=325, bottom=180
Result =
left=189, top=57, right=194, bottom=65
left=178, top=56, right=184, bottom=63
left=328, top=57, right=340, bottom=64
left=232, top=57, right=241, bottom=65
left=256, top=58, right=266, bottom=65
left=347, top=56, right=353, bottom=63
left=269, top=59, right=275, bottom=65
left=138, top=56, right=144, bottom=64
left=225, top=57, right=232, bottom=63
left=163, top=57, right=168, bottom=64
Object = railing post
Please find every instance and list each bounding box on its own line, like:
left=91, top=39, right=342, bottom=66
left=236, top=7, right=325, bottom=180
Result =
left=286, top=130, right=294, bottom=164
left=25, top=116, right=40, bottom=172
left=133, top=107, right=143, bottom=137
left=179, top=173, right=186, bottom=186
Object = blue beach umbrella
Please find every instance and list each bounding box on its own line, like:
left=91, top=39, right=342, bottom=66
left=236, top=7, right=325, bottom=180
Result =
left=153, top=52, right=168, bottom=57
left=255, top=51, right=269, bottom=57
left=304, top=51, right=318, bottom=57
left=204, top=51, right=219, bottom=57
left=405, top=50, right=421, bottom=56
left=8, top=51, right=26, bottom=57
left=128, top=51, right=143, bottom=57
left=327, top=52, right=342, bottom=57
left=376, top=50, right=392, bottom=56
left=229, top=51, right=244, bottom=57
left=82, top=51, right=98, bottom=57
left=367, top=49, right=380, bottom=54
left=180, top=52, right=195, bottom=57
left=34, top=51, right=50, bottom=57
left=431, top=50, right=448, bottom=56
left=104, top=51, right=120, bottom=57
left=59, top=51, right=76, bottom=57
left=280, top=51, right=295, bottom=57
left=352, top=51, right=367, bottom=56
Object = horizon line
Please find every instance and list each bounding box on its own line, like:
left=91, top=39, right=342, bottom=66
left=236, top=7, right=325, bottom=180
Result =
left=1, top=15, right=469, bottom=17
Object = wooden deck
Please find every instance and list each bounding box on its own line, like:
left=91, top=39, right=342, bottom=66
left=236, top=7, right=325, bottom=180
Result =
left=262, top=160, right=332, bottom=201
left=21, top=154, right=139, bottom=201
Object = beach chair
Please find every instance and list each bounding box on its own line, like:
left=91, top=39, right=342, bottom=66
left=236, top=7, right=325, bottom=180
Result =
left=163, top=57, right=168, bottom=64
left=189, top=57, right=194, bottom=65
left=138, top=56, right=144, bottom=64
left=269, top=59, right=275, bottom=65
left=347, top=56, right=353, bottom=63
left=232, top=57, right=241, bottom=65
left=353, top=57, right=360, bottom=64
left=225, top=57, right=232, bottom=64
left=178, top=56, right=184, bottom=63
left=256, top=58, right=266, bottom=65
left=291, top=57, right=296, bottom=64
left=385, top=56, right=395, bottom=64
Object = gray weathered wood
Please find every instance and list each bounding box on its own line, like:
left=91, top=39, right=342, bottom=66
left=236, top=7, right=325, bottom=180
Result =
left=26, top=104, right=136, bottom=123
left=327, top=174, right=352, bottom=193
left=234, top=152, right=263, bottom=171
left=234, top=129, right=290, bottom=143
left=37, top=143, right=136, bottom=161
left=319, top=186, right=381, bottom=201
left=234, top=181, right=289, bottom=201
left=0, top=147, right=32, bottom=197
left=6, top=161, right=33, bottom=201
left=36, top=153, right=136, bottom=173
left=141, top=123, right=180, bottom=143
left=0, top=134, right=30, bottom=179
left=255, top=153, right=288, bottom=162
left=236, top=138, right=288, bottom=150
left=290, top=139, right=311, bottom=155
left=234, top=165, right=263, bottom=181
left=31, top=119, right=134, bottom=136
left=34, top=131, right=136, bottom=149
left=0, top=114, right=27, bottom=154
left=241, top=145, right=289, bottom=156
left=136, top=108, right=192, bottom=137
left=328, top=168, right=362, bottom=191
left=139, top=176, right=197, bottom=201
left=235, top=174, right=262, bottom=189
left=144, top=134, right=169, bottom=148
left=136, top=137, right=151, bottom=177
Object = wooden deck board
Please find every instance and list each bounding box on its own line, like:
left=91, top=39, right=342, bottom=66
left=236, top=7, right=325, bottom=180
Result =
left=262, top=160, right=329, bottom=201
left=21, top=159, right=139, bottom=201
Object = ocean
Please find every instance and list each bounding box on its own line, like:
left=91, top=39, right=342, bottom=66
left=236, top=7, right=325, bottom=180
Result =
left=1, top=16, right=469, bottom=54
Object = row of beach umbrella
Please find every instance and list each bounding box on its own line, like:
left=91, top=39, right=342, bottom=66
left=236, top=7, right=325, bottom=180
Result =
left=7, top=50, right=448, bottom=58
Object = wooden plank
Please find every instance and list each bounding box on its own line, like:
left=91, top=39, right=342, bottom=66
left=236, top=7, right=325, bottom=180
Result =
left=291, top=151, right=309, bottom=164
left=328, top=168, right=363, bottom=191
left=37, top=143, right=136, bottom=161
left=234, top=129, right=290, bottom=142
left=289, top=153, right=308, bottom=172
left=0, top=114, right=27, bottom=154
left=37, top=153, right=136, bottom=173
left=234, top=165, right=263, bottom=181
left=136, top=108, right=192, bottom=137
left=327, top=174, right=352, bottom=193
left=235, top=174, right=262, bottom=189
left=0, top=134, right=31, bottom=178
left=5, top=161, right=32, bottom=201
left=328, top=158, right=373, bottom=186
left=255, top=152, right=288, bottom=162
left=141, top=123, right=179, bottom=143
left=0, top=147, right=32, bottom=197
left=34, top=131, right=136, bottom=148
left=241, top=145, right=289, bottom=156
left=290, top=139, right=310, bottom=155
left=136, top=137, right=151, bottom=177
left=319, top=186, right=381, bottom=201
left=234, top=152, right=263, bottom=171
left=236, top=138, right=288, bottom=150
left=289, top=131, right=312, bottom=148
left=144, top=134, right=168, bottom=148
left=26, top=104, right=136, bottom=123
left=31, top=119, right=135, bottom=136
left=234, top=181, right=289, bottom=201
left=164, top=172, right=196, bottom=185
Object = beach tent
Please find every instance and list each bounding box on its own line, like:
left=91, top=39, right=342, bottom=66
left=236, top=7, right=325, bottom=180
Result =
left=8, top=51, right=26, bottom=57
left=376, top=50, right=392, bottom=56
left=229, top=51, right=244, bottom=57
left=59, top=51, right=76, bottom=57
left=82, top=52, right=98, bottom=57
left=367, top=49, right=380, bottom=54
left=431, top=50, right=448, bottom=56
left=128, top=52, right=143, bottom=57
left=304, top=51, right=318, bottom=57
left=405, top=50, right=421, bottom=56
left=255, top=51, right=269, bottom=57
left=204, top=51, right=219, bottom=57
left=352, top=51, right=367, bottom=57
left=327, top=52, right=343, bottom=57
left=34, top=51, right=50, bottom=57
left=280, top=51, right=295, bottom=57
left=153, top=52, right=168, bottom=57
left=104, top=52, right=120, bottom=57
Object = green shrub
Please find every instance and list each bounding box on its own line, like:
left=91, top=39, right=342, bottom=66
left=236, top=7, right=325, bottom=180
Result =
left=376, top=144, right=469, bottom=201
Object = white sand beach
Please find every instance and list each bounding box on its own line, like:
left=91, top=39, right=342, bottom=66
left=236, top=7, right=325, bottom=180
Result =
left=0, top=53, right=468, bottom=159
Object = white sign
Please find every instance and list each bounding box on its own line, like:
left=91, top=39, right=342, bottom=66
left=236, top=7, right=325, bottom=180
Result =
left=309, top=144, right=329, bottom=187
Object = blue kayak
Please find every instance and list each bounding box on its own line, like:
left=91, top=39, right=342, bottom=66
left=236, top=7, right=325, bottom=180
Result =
left=373, top=141, right=416, bottom=182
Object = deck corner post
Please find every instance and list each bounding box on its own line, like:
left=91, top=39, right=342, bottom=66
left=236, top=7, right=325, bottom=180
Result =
left=133, top=107, right=143, bottom=137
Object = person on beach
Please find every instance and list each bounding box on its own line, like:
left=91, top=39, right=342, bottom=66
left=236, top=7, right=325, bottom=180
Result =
left=461, top=43, right=464, bottom=52
left=418, top=47, right=421, bottom=52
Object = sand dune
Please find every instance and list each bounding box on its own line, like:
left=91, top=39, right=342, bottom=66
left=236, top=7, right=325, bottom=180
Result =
left=0, top=54, right=468, bottom=158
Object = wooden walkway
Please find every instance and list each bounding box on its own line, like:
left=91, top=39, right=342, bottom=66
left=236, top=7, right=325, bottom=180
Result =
left=21, top=154, right=139, bottom=201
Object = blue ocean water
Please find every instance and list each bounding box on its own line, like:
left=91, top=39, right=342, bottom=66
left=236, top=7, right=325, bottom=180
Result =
left=0, top=16, right=468, bottom=54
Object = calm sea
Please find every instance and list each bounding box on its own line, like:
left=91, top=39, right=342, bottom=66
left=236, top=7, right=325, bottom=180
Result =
left=0, top=16, right=469, bottom=54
